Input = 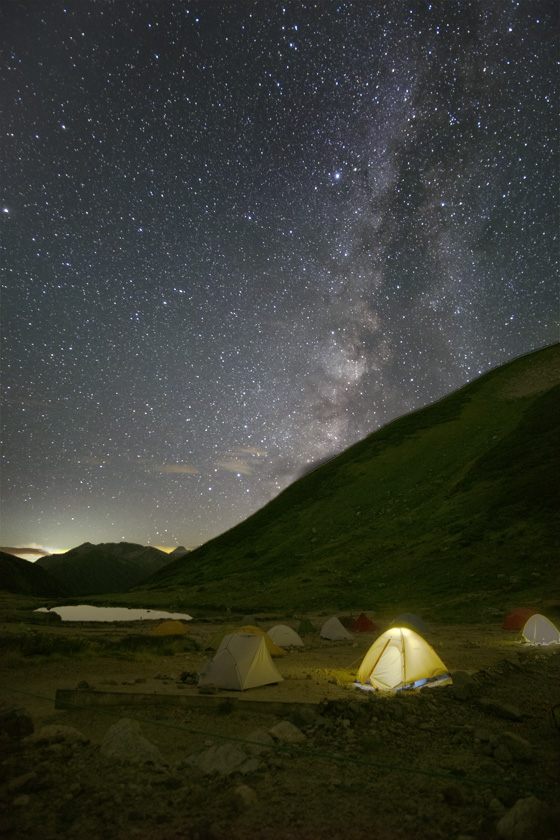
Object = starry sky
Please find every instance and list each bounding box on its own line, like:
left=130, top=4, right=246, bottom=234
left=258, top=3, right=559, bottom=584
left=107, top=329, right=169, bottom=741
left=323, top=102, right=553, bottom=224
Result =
left=1, top=1, right=558, bottom=557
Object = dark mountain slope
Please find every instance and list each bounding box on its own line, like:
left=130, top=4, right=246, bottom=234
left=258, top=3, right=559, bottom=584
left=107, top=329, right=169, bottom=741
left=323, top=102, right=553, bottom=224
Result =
left=137, top=344, right=560, bottom=617
left=36, top=542, right=175, bottom=596
left=0, top=551, right=69, bottom=597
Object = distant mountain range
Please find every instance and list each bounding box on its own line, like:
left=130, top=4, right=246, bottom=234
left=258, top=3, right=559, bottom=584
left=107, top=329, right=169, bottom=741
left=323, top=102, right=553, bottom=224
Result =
left=0, top=550, right=69, bottom=598
left=134, top=343, right=560, bottom=619
left=33, top=542, right=178, bottom=596
left=0, top=542, right=185, bottom=597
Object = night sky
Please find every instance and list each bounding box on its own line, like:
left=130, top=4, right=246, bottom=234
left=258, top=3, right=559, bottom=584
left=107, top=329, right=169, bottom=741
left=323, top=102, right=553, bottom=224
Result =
left=1, top=1, right=558, bottom=556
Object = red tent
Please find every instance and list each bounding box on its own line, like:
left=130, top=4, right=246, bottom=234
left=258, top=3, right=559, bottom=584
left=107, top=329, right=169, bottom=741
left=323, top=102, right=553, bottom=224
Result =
left=348, top=613, right=378, bottom=633
left=502, top=608, right=537, bottom=630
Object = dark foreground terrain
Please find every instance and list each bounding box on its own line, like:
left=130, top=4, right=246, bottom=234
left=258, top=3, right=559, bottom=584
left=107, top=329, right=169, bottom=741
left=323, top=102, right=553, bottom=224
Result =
left=1, top=615, right=559, bottom=840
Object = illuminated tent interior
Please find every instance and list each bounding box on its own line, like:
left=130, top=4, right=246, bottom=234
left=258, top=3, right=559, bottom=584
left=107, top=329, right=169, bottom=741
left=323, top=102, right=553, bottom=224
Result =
left=355, top=626, right=449, bottom=691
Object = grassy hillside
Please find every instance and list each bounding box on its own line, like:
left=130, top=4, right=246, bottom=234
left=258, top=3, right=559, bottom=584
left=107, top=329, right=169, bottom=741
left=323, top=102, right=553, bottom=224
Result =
left=128, top=345, right=559, bottom=620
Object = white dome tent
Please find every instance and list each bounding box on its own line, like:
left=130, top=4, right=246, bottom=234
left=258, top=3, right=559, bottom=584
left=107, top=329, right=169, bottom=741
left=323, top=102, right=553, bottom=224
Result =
left=198, top=633, right=283, bottom=691
left=521, top=614, right=560, bottom=646
left=267, top=624, right=304, bottom=648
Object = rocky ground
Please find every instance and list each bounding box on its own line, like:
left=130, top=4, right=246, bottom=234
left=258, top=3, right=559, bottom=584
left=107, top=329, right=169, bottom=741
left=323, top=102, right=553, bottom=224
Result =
left=1, top=616, right=559, bottom=840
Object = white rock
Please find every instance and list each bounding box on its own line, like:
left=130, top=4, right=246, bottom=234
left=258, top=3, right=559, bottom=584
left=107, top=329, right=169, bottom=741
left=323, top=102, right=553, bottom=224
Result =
left=268, top=720, right=306, bottom=744
left=100, top=718, right=165, bottom=766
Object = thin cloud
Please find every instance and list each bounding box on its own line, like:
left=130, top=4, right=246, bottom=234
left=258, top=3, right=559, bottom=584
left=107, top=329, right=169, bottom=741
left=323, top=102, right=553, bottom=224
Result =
left=217, top=459, right=254, bottom=475
left=154, top=464, right=199, bottom=475
left=1, top=546, right=51, bottom=556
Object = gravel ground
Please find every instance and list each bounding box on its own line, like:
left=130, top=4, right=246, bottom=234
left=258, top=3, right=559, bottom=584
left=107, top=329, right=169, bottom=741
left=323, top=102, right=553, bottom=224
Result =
left=1, top=617, right=559, bottom=840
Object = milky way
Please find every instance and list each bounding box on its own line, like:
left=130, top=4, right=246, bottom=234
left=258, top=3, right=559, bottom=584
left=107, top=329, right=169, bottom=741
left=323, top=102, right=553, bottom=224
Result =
left=1, top=1, right=557, bottom=553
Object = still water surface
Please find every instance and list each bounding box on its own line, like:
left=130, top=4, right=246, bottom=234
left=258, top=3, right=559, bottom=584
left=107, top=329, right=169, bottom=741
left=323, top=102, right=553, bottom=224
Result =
left=35, top=605, right=192, bottom=622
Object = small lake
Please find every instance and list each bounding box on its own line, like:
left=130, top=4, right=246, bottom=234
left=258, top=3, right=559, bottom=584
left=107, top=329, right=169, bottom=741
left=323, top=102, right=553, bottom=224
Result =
left=35, top=605, right=193, bottom=622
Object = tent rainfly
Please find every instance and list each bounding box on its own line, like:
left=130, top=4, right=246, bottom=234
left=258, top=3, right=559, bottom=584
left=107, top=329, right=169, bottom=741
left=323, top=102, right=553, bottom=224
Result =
left=148, top=620, right=189, bottom=636
left=502, top=608, right=537, bottom=631
left=348, top=613, right=378, bottom=633
left=521, top=614, right=560, bottom=646
left=355, top=626, right=448, bottom=691
left=320, top=617, right=354, bottom=641
left=198, top=633, right=284, bottom=691
left=267, top=624, right=304, bottom=648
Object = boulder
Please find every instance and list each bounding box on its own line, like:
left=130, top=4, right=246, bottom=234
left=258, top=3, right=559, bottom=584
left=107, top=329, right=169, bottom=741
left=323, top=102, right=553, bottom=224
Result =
left=451, top=671, right=478, bottom=701
left=496, top=796, right=555, bottom=840
left=100, top=719, right=165, bottom=766
left=183, top=743, right=259, bottom=776
left=498, top=731, right=532, bottom=762
left=245, top=728, right=275, bottom=756
left=478, top=698, right=523, bottom=721
left=269, top=720, right=306, bottom=744
left=31, top=724, right=88, bottom=746
left=0, top=706, right=34, bottom=739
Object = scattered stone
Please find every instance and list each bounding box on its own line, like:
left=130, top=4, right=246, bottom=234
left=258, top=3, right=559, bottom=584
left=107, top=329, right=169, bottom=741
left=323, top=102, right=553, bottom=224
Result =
left=473, top=727, right=494, bottom=744
left=0, top=706, right=34, bottom=739
left=268, top=720, right=306, bottom=744
left=451, top=671, right=477, bottom=700
left=182, top=743, right=258, bottom=776
left=179, top=671, right=198, bottom=684
left=493, top=743, right=513, bottom=763
left=31, top=724, right=89, bottom=746
left=498, top=732, right=532, bottom=762
left=478, top=697, right=523, bottom=721
left=100, top=719, right=166, bottom=766
left=8, top=771, right=37, bottom=793
left=234, top=783, right=258, bottom=810
left=245, top=727, right=275, bottom=756
left=441, top=785, right=464, bottom=806
left=288, top=706, right=317, bottom=729
left=496, top=796, right=556, bottom=840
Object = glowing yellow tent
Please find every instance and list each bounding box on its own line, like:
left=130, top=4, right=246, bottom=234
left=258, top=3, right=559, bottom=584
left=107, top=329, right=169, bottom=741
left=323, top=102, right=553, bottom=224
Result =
left=148, top=619, right=189, bottom=636
left=355, top=626, right=448, bottom=691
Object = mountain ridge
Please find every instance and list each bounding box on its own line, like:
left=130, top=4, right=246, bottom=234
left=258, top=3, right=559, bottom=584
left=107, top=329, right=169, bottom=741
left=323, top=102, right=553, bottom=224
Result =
left=34, top=541, right=175, bottom=596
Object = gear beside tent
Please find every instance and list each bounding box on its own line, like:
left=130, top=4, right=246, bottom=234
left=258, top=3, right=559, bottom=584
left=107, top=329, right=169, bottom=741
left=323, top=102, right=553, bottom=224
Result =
left=198, top=633, right=284, bottom=691
left=267, top=624, right=304, bottom=648
left=521, top=614, right=560, bottom=646
left=355, top=626, right=449, bottom=691
left=148, top=620, right=189, bottom=636
left=320, top=617, right=354, bottom=641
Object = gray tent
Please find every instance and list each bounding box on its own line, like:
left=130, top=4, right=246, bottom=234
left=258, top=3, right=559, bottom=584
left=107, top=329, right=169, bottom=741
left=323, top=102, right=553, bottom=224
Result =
left=198, top=633, right=283, bottom=691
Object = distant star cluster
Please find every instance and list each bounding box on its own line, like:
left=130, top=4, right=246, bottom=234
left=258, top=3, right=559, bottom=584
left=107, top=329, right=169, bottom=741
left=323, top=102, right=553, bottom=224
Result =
left=1, top=1, right=557, bottom=552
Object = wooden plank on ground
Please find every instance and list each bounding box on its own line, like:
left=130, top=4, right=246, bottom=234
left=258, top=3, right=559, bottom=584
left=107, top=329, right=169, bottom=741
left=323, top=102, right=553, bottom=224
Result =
left=55, top=688, right=319, bottom=715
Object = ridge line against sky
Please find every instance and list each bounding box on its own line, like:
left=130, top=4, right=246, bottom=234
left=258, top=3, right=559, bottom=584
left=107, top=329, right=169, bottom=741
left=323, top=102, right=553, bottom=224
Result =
left=1, top=0, right=558, bottom=552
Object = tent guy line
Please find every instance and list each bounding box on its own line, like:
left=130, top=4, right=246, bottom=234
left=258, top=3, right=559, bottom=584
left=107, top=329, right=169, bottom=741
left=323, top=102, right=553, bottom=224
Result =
left=3, top=685, right=556, bottom=797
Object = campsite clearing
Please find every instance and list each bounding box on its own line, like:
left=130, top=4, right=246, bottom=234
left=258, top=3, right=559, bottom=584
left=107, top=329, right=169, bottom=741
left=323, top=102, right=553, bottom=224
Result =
left=1, top=613, right=559, bottom=840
